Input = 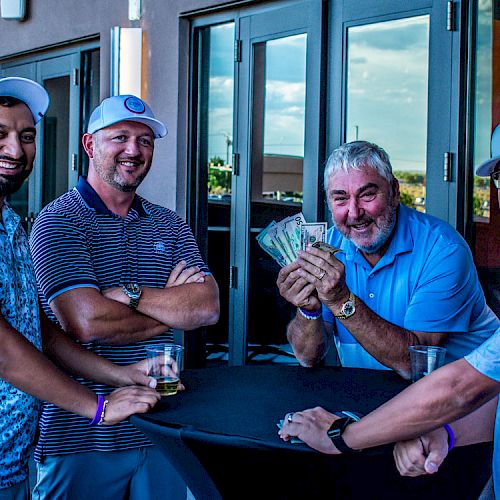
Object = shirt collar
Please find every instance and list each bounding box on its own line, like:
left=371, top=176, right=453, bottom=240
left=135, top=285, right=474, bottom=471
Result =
left=75, top=176, right=148, bottom=218
left=0, top=202, right=21, bottom=239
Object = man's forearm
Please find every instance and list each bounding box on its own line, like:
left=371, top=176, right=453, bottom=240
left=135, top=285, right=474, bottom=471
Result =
left=1, top=319, right=99, bottom=419
left=333, top=296, right=446, bottom=379
left=451, top=397, right=497, bottom=446
left=51, top=288, right=169, bottom=344
left=287, top=314, right=330, bottom=367
left=42, top=313, right=132, bottom=386
left=342, top=359, right=499, bottom=450
left=134, top=277, right=219, bottom=330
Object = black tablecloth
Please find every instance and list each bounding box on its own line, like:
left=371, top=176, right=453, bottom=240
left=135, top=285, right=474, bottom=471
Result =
left=131, top=365, right=492, bottom=500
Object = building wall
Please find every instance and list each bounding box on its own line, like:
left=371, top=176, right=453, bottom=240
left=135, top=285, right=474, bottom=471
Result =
left=0, top=0, right=235, bottom=212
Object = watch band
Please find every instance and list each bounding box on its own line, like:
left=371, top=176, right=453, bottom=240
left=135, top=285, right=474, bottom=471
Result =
left=334, top=292, right=356, bottom=320
left=330, top=431, right=358, bottom=454
left=128, top=295, right=140, bottom=309
left=328, top=410, right=362, bottom=454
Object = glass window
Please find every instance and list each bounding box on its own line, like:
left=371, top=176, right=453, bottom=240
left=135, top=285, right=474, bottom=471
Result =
left=346, top=16, right=429, bottom=212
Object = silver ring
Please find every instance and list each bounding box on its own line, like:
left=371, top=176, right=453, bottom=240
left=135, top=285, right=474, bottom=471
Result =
left=318, top=270, right=326, bottom=280
left=286, top=412, right=295, bottom=423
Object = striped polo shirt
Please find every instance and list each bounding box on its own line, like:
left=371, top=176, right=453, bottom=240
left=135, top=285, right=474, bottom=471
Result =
left=29, top=176, right=209, bottom=461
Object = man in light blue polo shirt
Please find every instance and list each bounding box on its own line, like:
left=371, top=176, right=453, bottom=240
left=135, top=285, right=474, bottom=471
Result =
left=277, top=141, right=498, bottom=379
left=279, top=138, right=500, bottom=497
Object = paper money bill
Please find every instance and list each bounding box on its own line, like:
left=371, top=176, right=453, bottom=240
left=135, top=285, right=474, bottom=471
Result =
left=282, top=213, right=307, bottom=259
left=300, top=222, right=327, bottom=250
left=256, top=221, right=288, bottom=267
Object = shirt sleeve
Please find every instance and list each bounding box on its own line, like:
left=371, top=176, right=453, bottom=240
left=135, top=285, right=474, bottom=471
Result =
left=404, top=242, right=483, bottom=333
left=464, top=329, right=500, bottom=382
left=172, top=215, right=210, bottom=274
left=29, top=209, right=100, bottom=304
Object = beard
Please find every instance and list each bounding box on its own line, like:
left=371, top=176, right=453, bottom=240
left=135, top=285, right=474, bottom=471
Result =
left=0, top=156, right=31, bottom=197
left=93, top=156, right=149, bottom=192
left=336, top=203, right=398, bottom=254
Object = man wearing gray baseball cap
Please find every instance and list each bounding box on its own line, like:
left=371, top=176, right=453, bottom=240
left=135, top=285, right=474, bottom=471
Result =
left=0, top=79, right=161, bottom=500
left=29, top=94, right=220, bottom=499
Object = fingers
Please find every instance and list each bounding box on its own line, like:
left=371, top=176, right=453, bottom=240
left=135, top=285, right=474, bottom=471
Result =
left=423, top=442, right=448, bottom=474
left=277, top=261, right=302, bottom=286
left=166, top=261, right=187, bottom=286
left=393, top=439, right=427, bottom=477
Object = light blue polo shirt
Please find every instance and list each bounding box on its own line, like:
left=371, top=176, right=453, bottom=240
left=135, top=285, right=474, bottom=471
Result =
left=464, top=329, right=500, bottom=499
left=323, top=204, right=499, bottom=370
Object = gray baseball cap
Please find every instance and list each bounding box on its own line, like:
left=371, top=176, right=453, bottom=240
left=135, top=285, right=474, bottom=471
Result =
left=87, top=95, right=167, bottom=139
left=476, top=123, right=500, bottom=176
left=0, top=77, right=50, bottom=124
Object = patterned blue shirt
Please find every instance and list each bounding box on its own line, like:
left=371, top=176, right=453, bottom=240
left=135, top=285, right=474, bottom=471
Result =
left=465, top=328, right=500, bottom=499
left=0, top=202, right=41, bottom=489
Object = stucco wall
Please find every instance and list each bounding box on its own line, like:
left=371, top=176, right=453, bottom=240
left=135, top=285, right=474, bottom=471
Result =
left=0, top=0, right=237, bottom=213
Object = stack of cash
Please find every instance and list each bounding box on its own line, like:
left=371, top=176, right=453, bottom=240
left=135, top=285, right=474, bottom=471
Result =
left=256, top=212, right=327, bottom=267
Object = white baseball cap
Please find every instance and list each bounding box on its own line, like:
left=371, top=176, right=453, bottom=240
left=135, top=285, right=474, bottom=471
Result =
left=476, top=123, right=500, bottom=176
left=0, top=77, right=50, bottom=124
left=87, top=95, right=167, bottom=139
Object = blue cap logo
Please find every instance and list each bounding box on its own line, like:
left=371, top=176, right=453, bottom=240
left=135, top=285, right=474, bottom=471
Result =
left=124, top=96, right=146, bottom=114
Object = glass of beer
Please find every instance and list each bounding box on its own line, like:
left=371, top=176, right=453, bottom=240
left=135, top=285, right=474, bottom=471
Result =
left=145, top=344, right=183, bottom=396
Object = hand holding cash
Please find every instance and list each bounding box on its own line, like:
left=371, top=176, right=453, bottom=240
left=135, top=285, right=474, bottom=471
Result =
left=256, top=212, right=329, bottom=267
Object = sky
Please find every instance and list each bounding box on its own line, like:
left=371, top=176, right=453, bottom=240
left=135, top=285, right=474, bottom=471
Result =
left=206, top=8, right=493, bottom=174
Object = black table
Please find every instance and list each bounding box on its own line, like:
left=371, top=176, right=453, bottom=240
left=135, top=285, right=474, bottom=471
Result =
left=131, top=365, right=492, bottom=500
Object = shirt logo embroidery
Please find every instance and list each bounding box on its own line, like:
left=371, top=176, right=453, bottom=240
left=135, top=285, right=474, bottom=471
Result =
left=154, top=241, right=166, bottom=254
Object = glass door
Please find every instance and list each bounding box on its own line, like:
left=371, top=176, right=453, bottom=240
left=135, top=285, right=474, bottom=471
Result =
left=329, top=0, right=457, bottom=224
left=1, top=49, right=100, bottom=231
left=192, top=1, right=323, bottom=366
left=230, top=1, right=323, bottom=365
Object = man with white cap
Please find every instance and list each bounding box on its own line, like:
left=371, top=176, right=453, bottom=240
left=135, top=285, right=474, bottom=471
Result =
left=279, top=124, right=500, bottom=499
left=29, top=94, right=220, bottom=499
left=0, top=79, right=161, bottom=500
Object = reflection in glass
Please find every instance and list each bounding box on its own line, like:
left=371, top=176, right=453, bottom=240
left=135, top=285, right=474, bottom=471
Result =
left=199, top=23, right=234, bottom=361
left=346, top=16, right=429, bottom=212
left=42, top=76, right=70, bottom=207
left=473, top=0, right=493, bottom=222
left=248, top=34, right=307, bottom=362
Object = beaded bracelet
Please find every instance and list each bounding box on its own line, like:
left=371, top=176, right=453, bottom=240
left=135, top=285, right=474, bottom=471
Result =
left=298, top=307, right=322, bottom=320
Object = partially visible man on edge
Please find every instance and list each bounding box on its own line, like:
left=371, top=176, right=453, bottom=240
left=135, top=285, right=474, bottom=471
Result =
left=277, top=140, right=499, bottom=378
left=0, top=79, right=161, bottom=499
left=279, top=129, right=500, bottom=499
left=29, top=94, right=220, bottom=499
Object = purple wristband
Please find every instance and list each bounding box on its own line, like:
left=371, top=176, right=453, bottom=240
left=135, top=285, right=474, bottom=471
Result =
left=443, top=424, right=455, bottom=452
left=88, top=395, right=105, bottom=427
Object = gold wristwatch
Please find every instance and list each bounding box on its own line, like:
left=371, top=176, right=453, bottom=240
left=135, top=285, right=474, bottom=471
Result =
left=334, top=292, right=356, bottom=320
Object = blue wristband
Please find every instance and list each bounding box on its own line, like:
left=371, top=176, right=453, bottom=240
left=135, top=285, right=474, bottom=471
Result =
left=443, top=424, right=455, bottom=451
left=298, top=307, right=322, bottom=320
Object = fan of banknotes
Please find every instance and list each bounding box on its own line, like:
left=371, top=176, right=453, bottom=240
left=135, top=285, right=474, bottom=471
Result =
left=256, top=212, right=327, bottom=267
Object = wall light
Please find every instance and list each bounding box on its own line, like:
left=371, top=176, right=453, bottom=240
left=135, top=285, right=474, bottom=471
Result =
left=110, top=27, right=143, bottom=98
left=0, top=0, right=26, bottom=20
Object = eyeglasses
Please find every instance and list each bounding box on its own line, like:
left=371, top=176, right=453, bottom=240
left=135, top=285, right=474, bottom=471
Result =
left=491, top=170, right=500, bottom=189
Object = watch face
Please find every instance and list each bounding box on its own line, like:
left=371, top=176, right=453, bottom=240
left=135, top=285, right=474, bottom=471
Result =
left=125, top=283, right=141, bottom=298
left=342, top=301, right=355, bottom=317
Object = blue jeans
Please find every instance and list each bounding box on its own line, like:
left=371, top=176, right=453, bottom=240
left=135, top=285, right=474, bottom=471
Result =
left=33, top=446, right=187, bottom=500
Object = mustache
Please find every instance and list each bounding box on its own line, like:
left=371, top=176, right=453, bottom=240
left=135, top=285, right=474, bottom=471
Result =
left=0, top=154, right=27, bottom=166
left=346, top=216, right=374, bottom=227
left=116, top=155, right=143, bottom=163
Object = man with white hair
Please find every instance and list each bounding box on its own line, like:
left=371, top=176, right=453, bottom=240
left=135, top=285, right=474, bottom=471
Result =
left=279, top=128, right=500, bottom=498
left=277, top=140, right=498, bottom=378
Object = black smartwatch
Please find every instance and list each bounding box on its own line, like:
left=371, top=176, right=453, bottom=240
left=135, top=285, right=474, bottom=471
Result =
left=122, top=283, right=142, bottom=309
left=328, top=410, right=362, bottom=454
